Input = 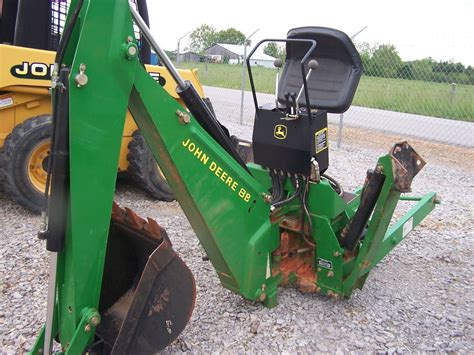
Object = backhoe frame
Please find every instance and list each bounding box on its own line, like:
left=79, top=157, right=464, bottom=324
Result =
left=30, top=0, right=437, bottom=352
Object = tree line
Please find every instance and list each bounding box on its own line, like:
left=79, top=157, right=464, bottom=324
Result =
left=264, top=41, right=473, bottom=85
left=358, top=42, right=473, bottom=85
left=189, top=24, right=248, bottom=52
left=187, top=25, right=473, bottom=85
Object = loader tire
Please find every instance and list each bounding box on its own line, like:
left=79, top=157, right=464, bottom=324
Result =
left=127, top=131, right=174, bottom=201
left=0, top=115, right=51, bottom=213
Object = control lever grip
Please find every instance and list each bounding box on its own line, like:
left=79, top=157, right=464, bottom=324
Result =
left=290, top=92, right=297, bottom=115
left=284, top=91, right=290, bottom=114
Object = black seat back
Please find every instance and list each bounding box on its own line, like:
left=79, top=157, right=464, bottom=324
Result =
left=278, top=27, right=363, bottom=113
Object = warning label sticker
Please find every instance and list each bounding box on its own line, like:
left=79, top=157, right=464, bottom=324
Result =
left=0, top=97, right=13, bottom=108
left=315, top=128, right=328, bottom=154
left=317, top=258, right=333, bottom=270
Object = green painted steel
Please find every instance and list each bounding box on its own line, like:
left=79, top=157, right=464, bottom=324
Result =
left=30, top=0, right=437, bottom=352
left=128, top=66, right=280, bottom=302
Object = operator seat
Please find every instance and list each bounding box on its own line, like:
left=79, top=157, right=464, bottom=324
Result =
left=278, top=26, right=363, bottom=113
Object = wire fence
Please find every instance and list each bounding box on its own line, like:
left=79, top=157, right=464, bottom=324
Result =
left=174, top=39, right=474, bottom=148
left=48, top=5, right=473, bottom=147
left=353, top=42, right=473, bottom=121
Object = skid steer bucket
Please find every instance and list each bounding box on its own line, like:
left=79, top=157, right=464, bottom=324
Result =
left=94, top=203, right=196, bottom=353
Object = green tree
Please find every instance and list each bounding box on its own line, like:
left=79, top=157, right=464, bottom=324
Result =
left=397, top=64, right=414, bottom=79
left=189, top=24, right=217, bottom=53
left=410, top=58, right=435, bottom=81
left=465, top=66, right=474, bottom=85
left=370, top=44, right=403, bottom=78
left=358, top=43, right=403, bottom=78
left=356, top=41, right=376, bottom=76
left=263, top=42, right=286, bottom=61
left=215, top=28, right=246, bottom=45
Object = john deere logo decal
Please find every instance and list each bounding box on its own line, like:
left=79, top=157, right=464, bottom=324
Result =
left=274, top=124, right=287, bottom=140
left=10, top=62, right=53, bottom=80
left=11, top=62, right=167, bottom=87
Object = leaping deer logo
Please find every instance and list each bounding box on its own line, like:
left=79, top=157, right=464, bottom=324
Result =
left=274, top=124, right=287, bottom=140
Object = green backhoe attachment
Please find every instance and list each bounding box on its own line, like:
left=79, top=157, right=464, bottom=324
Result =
left=30, top=0, right=437, bottom=353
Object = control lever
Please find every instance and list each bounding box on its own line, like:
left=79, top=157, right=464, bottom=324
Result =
left=284, top=91, right=290, bottom=114
left=289, top=92, right=297, bottom=115
left=295, top=59, right=319, bottom=113
left=274, top=58, right=283, bottom=108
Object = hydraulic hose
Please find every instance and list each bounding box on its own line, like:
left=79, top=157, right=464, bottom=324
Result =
left=300, top=176, right=315, bottom=247
left=272, top=175, right=301, bottom=208
left=322, top=173, right=344, bottom=197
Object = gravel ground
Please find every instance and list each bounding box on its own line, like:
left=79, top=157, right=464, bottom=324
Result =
left=1, top=123, right=473, bottom=354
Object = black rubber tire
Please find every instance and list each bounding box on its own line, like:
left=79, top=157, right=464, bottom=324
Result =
left=127, top=131, right=174, bottom=201
left=0, top=115, right=51, bottom=213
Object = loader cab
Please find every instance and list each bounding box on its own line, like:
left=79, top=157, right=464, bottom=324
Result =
left=248, top=27, right=363, bottom=177
left=0, top=0, right=59, bottom=50
left=0, top=0, right=152, bottom=62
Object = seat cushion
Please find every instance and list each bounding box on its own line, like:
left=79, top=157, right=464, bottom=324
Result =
left=278, top=26, right=363, bottom=114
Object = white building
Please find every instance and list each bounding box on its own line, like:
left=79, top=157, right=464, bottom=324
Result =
left=204, top=43, right=277, bottom=68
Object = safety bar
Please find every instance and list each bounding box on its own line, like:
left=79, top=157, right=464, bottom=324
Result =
left=246, top=39, right=317, bottom=119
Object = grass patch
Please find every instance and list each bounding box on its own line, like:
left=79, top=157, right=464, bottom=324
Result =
left=176, top=61, right=474, bottom=122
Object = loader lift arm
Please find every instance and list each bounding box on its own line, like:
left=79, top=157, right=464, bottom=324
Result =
left=31, top=0, right=438, bottom=353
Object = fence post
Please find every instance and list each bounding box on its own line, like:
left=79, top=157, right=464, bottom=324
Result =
left=450, top=82, right=457, bottom=103
left=239, top=45, right=248, bottom=125
left=337, top=113, right=344, bottom=148
left=240, top=29, right=259, bottom=125
left=176, top=31, right=191, bottom=65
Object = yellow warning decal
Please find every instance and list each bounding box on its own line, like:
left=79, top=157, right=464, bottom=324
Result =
left=315, top=128, right=328, bottom=154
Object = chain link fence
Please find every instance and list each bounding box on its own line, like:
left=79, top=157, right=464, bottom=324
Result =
left=174, top=36, right=474, bottom=148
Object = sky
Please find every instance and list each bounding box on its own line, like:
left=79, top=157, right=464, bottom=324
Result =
left=147, top=0, right=473, bottom=66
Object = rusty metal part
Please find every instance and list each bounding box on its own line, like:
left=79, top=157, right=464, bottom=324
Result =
left=111, top=202, right=171, bottom=245
left=390, top=141, right=426, bottom=193
left=272, top=227, right=317, bottom=293
left=277, top=215, right=304, bottom=233
left=95, top=202, right=196, bottom=354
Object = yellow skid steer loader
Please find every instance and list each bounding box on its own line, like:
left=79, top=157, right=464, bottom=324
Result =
left=0, top=0, right=208, bottom=212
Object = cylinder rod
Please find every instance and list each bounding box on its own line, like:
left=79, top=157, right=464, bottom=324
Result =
left=43, top=252, right=58, bottom=355
left=129, top=4, right=187, bottom=90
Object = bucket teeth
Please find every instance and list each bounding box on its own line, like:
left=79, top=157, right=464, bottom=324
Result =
left=124, top=207, right=146, bottom=229
left=112, top=202, right=166, bottom=243
left=111, top=201, right=125, bottom=221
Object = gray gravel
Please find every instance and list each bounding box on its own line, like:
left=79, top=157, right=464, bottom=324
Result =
left=1, top=122, right=473, bottom=353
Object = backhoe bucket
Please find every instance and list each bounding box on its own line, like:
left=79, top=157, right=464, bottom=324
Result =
left=94, top=203, right=196, bottom=353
